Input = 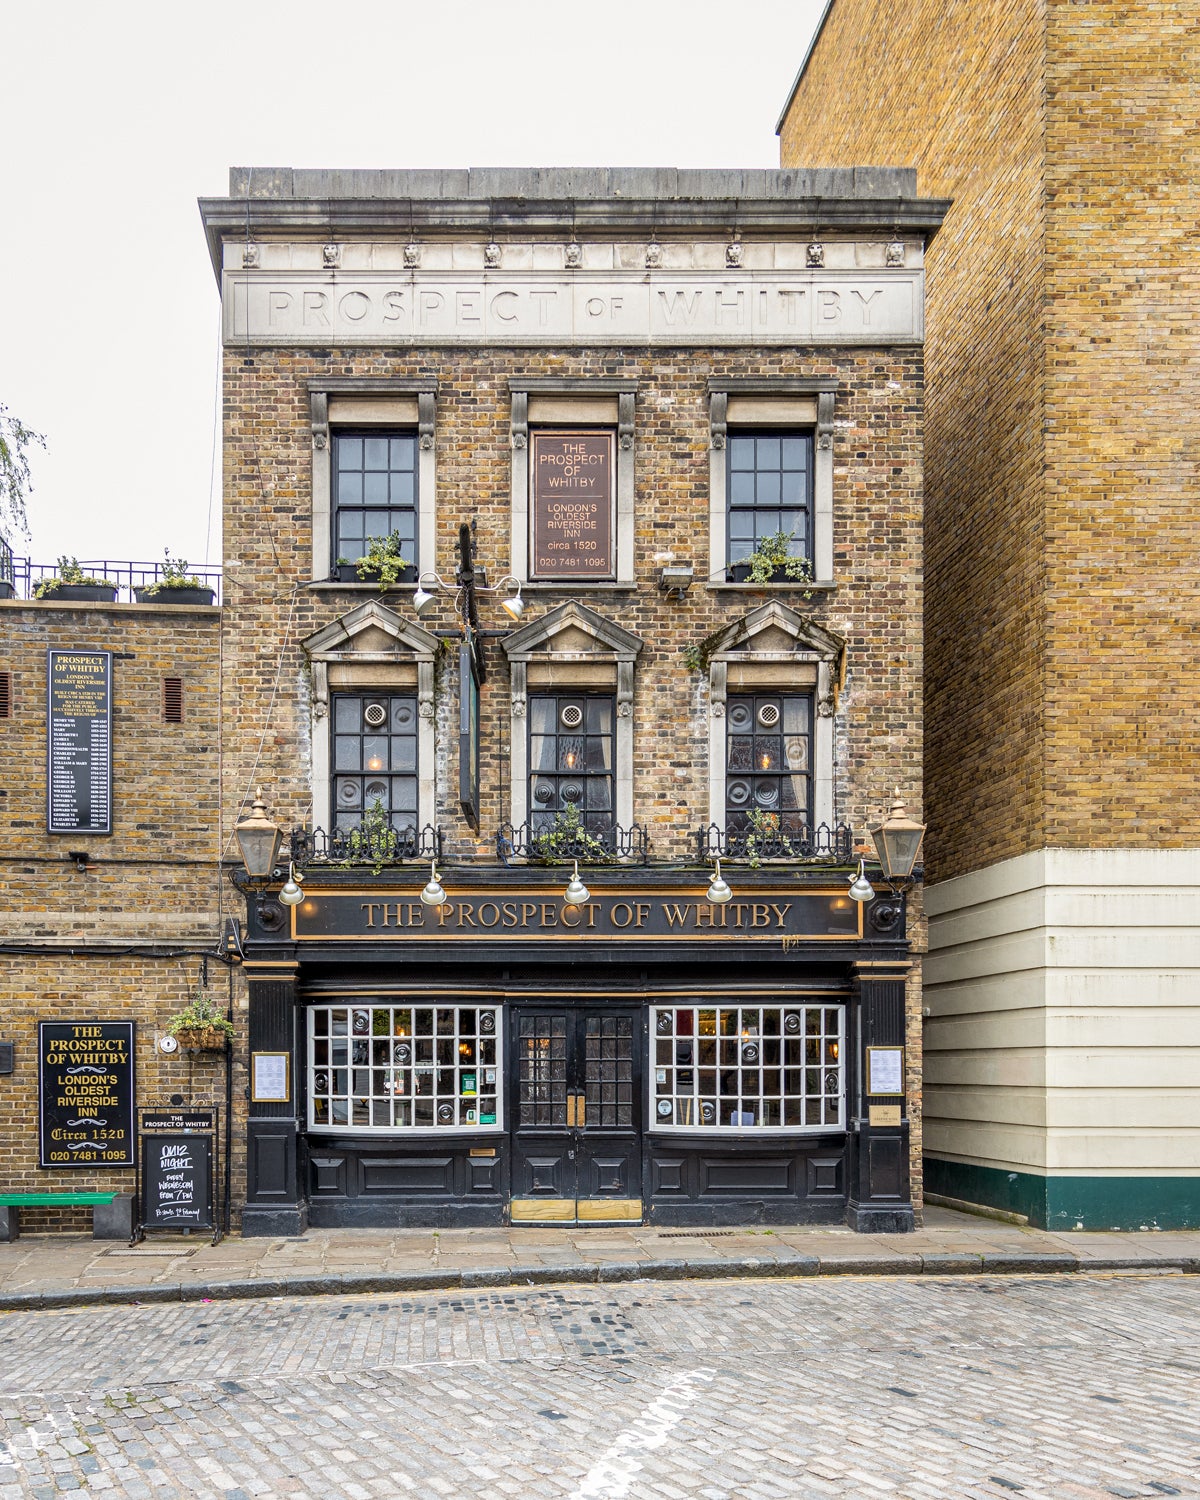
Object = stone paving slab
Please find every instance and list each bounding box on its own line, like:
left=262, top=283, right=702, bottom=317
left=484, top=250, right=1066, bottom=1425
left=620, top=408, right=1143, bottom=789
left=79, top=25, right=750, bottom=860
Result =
left=0, top=1206, right=1197, bottom=1311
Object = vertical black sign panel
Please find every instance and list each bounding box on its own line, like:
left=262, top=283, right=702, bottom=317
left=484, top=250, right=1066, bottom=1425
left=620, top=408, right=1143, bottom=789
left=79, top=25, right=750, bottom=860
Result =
left=140, top=1134, right=214, bottom=1230
left=38, top=1021, right=135, bottom=1167
left=47, top=650, right=112, bottom=834
left=459, top=640, right=480, bottom=832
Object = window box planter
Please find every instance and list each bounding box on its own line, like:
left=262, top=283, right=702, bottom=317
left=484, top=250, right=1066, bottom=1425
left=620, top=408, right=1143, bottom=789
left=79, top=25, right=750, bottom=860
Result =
left=134, top=585, right=215, bottom=605
left=726, top=563, right=798, bottom=584
left=332, top=562, right=417, bottom=585
left=38, top=582, right=119, bottom=602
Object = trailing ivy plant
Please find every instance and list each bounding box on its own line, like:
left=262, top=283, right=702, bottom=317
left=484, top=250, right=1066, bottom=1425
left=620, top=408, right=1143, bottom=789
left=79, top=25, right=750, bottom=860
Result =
left=742, top=809, right=784, bottom=869
left=529, top=801, right=613, bottom=864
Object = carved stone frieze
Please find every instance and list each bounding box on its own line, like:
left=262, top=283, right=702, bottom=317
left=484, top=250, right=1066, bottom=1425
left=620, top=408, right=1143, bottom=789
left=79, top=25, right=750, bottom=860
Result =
left=404, top=241, right=421, bottom=268
left=807, top=242, right=825, bottom=268
left=564, top=242, right=583, bottom=269
left=322, top=243, right=341, bottom=268
left=242, top=243, right=260, bottom=268
left=484, top=241, right=502, bottom=268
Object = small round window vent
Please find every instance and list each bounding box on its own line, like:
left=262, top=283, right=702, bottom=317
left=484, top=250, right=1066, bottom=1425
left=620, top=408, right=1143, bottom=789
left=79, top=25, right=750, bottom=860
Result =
left=758, top=703, right=781, bottom=727
left=560, top=704, right=583, bottom=728
left=364, top=702, right=387, bottom=727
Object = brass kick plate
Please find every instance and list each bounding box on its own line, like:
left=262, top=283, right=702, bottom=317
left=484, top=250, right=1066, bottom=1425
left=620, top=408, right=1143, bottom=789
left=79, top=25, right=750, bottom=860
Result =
left=511, top=1198, right=575, bottom=1222
left=577, top=1199, right=641, bottom=1222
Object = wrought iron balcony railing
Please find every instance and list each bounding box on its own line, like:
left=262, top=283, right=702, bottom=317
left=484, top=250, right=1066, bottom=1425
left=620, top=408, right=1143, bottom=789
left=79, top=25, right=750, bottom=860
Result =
left=696, top=821, right=855, bottom=864
left=288, top=823, right=441, bottom=867
left=0, top=555, right=223, bottom=604
left=497, top=823, right=650, bottom=865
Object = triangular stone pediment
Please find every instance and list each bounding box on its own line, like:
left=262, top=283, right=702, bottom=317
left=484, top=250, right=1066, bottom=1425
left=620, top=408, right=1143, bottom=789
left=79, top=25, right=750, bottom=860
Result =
left=501, top=600, right=643, bottom=662
left=703, top=600, right=844, bottom=665
left=302, top=600, right=438, bottom=662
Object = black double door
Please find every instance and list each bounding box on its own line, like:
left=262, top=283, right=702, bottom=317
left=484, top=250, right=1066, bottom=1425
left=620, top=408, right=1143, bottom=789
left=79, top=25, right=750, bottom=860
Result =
left=509, top=1007, right=643, bottom=1223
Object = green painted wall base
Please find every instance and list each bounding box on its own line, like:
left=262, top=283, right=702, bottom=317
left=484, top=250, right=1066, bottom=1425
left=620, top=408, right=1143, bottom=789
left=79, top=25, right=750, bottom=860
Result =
left=925, top=1158, right=1200, bottom=1231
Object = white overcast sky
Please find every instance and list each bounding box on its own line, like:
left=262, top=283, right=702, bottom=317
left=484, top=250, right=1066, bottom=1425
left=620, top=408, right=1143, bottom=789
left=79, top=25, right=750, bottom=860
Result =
left=1, top=0, right=824, bottom=569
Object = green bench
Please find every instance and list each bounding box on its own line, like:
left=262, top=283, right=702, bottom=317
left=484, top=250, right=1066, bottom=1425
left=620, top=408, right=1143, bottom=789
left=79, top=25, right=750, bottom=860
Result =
left=0, top=1191, right=136, bottom=1242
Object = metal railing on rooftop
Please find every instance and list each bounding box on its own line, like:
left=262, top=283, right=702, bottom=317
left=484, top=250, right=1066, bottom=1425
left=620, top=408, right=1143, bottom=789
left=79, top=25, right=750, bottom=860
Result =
left=0, top=556, right=223, bottom=604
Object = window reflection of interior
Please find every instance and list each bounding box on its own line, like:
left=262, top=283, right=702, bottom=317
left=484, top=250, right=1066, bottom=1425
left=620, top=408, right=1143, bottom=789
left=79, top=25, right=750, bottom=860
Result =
left=332, top=692, right=418, bottom=835
left=528, top=694, right=615, bottom=837
left=726, top=694, right=812, bottom=835
left=651, top=1004, right=843, bottom=1130
left=309, top=1005, right=501, bottom=1131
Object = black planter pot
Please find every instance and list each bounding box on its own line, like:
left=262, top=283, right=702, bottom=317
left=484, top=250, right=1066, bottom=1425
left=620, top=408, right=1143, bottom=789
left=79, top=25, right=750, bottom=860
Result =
left=332, top=562, right=417, bottom=585
left=134, top=586, right=215, bottom=605
left=0, top=581, right=15, bottom=600
left=727, top=563, right=794, bottom=584
left=38, top=582, right=119, bottom=602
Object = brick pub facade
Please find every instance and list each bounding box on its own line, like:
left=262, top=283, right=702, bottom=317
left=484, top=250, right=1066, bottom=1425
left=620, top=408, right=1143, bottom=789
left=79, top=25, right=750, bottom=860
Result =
left=198, top=167, right=945, bottom=1234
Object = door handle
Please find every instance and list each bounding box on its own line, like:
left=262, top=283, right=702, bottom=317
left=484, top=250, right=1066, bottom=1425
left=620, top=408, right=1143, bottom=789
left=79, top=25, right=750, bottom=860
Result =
left=565, top=1092, right=587, bottom=1128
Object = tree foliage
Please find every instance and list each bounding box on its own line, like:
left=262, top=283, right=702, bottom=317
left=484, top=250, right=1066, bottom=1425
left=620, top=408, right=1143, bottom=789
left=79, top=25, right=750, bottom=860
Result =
left=0, top=404, right=45, bottom=546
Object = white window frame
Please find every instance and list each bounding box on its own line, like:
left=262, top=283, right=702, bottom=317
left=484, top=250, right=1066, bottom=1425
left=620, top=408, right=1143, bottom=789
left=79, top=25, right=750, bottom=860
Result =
left=702, top=602, right=843, bottom=835
left=509, top=379, right=636, bottom=586
left=649, top=1002, right=846, bottom=1134
left=310, top=379, right=437, bottom=582
left=708, top=379, right=837, bottom=587
left=501, top=601, right=643, bottom=835
left=302, top=602, right=439, bottom=837
left=307, top=1002, right=504, bottom=1135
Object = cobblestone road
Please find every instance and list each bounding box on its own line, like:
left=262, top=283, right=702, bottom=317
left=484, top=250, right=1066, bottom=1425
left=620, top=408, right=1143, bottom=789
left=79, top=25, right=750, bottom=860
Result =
left=0, top=1272, right=1196, bottom=1499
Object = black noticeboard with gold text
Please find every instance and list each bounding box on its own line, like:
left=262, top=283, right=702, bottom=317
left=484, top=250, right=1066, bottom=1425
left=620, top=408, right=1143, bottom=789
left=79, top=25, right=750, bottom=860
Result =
left=38, top=1021, right=135, bottom=1168
left=47, top=650, right=112, bottom=834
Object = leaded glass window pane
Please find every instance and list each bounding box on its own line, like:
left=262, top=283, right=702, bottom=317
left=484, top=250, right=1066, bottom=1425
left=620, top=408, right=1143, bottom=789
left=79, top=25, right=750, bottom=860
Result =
left=650, top=1004, right=844, bottom=1131
left=725, top=694, right=813, bottom=838
left=528, top=694, right=615, bottom=839
left=330, top=693, right=419, bottom=835
left=309, top=1004, right=501, bottom=1132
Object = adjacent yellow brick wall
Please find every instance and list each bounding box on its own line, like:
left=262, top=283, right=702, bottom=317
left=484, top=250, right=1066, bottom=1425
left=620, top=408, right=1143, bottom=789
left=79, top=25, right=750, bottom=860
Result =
left=781, top=0, right=1200, bottom=876
left=0, top=602, right=241, bottom=1213
left=781, top=0, right=1048, bottom=882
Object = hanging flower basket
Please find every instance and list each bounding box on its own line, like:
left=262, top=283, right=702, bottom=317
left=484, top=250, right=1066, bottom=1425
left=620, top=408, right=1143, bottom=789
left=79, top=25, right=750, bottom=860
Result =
left=172, top=1025, right=229, bottom=1052
left=166, top=989, right=235, bottom=1052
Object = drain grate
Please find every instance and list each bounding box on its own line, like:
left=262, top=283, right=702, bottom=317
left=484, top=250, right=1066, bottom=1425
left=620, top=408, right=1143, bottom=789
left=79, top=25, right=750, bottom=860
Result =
left=656, top=1230, right=741, bottom=1238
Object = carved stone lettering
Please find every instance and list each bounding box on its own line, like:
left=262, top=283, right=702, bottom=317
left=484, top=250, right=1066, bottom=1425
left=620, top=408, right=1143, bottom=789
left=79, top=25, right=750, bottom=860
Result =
left=225, top=271, right=923, bottom=345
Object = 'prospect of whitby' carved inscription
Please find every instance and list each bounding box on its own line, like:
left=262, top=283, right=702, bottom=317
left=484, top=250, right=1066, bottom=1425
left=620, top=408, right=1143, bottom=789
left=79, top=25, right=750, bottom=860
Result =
left=224, top=272, right=923, bottom=345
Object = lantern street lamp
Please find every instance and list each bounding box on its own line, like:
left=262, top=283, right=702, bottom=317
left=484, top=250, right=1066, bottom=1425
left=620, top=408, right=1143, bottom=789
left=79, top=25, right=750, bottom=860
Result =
left=867, top=793, right=927, bottom=895
left=234, top=788, right=283, bottom=883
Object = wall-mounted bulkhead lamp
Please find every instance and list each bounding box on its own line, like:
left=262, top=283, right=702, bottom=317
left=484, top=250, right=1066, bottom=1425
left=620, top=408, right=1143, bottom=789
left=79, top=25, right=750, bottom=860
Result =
left=234, top=788, right=283, bottom=882
left=658, top=564, right=695, bottom=601
left=868, top=794, right=926, bottom=894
